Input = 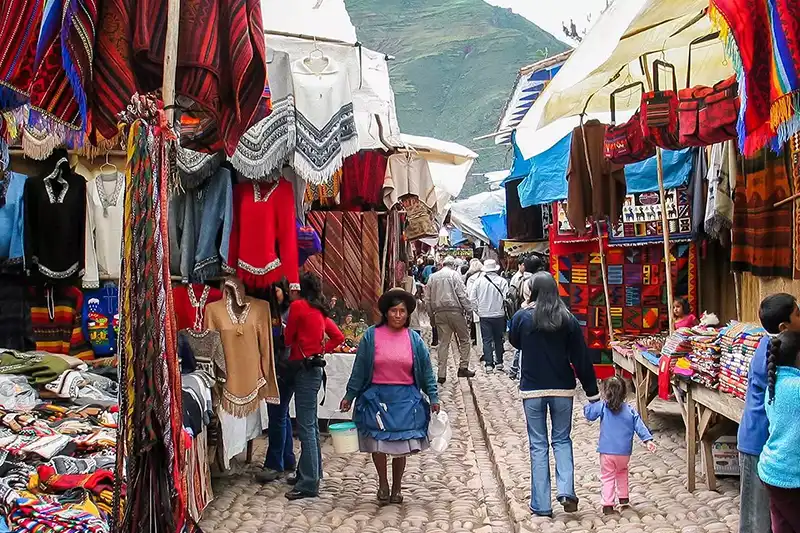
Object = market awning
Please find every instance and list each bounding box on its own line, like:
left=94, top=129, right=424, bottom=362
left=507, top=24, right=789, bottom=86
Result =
left=262, top=0, right=358, bottom=44
left=516, top=0, right=733, bottom=138
left=447, top=190, right=505, bottom=245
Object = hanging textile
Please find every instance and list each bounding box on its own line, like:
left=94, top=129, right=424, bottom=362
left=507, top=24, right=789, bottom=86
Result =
left=0, top=275, right=34, bottom=352
left=710, top=0, right=800, bottom=155
left=304, top=211, right=325, bottom=280
left=609, top=185, right=693, bottom=247
left=731, top=147, right=795, bottom=278
left=342, top=212, right=363, bottom=311
left=704, top=141, right=737, bottom=241
left=340, top=151, right=387, bottom=208
left=0, top=0, right=43, bottom=109
left=552, top=201, right=600, bottom=244
left=360, top=212, right=381, bottom=323
left=114, top=94, right=193, bottom=533
left=323, top=211, right=346, bottom=301
left=505, top=178, right=548, bottom=241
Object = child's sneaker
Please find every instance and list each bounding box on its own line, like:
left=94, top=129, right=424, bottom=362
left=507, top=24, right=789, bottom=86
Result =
left=603, top=506, right=616, bottom=515
left=619, top=498, right=630, bottom=507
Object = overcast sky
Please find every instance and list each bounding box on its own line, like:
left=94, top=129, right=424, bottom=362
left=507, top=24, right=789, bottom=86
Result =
left=483, top=0, right=608, bottom=44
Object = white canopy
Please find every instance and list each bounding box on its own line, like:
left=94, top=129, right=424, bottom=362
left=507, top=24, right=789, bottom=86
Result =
left=516, top=0, right=733, bottom=148
left=262, top=0, right=358, bottom=44
left=448, top=190, right=506, bottom=244
left=266, top=35, right=402, bottom=151
left=399, top=134, right=478, bottom=214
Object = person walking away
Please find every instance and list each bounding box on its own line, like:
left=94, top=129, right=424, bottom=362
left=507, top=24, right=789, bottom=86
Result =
left=409, top=281, right=425, bottom=336
left=469, top=259, right=509, bottom=373
left=584, top=376, right=656, bottom=515
left=509, top=271, right=599, bottom=517
left=739, top=293, right=800, bottom=532
left=509, top=257, right=543, bottom=379
left=464, top=259, right=483, bottom=347
left=339, top=289, right=440, bottom=505
left=283, top=272, right=345, bottom=500
left=257, top=278, right=296, bottom=483
left=426, top=256, right=474, bottom=383
left=759, top=330, right=800, bottom=533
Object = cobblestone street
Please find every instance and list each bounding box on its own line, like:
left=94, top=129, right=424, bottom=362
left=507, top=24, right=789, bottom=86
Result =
left=199, top=344, right=741, bottom=533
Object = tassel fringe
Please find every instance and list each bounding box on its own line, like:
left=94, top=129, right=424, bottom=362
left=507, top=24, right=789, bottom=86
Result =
left=293, top=135, right=359, bottom=185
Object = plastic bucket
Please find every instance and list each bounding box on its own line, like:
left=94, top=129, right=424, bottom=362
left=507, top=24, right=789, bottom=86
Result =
left=329, top=422, right=359, bottom=454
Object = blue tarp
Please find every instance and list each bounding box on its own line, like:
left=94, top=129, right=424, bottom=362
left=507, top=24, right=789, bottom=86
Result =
left=625, top=148, right=694, bottom=193
left=518, top=132, right=572, bottom=207
left=449, top=226, right=466, bottom=245
left=479, top=212, right=507, bottom=249
left=515, top=132, right=696, bottom=206
left=504, top=131, right=532, bottom=183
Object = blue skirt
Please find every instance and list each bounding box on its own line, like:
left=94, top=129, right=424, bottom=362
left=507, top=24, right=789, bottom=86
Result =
left=353, top=384, right=429, bottom=441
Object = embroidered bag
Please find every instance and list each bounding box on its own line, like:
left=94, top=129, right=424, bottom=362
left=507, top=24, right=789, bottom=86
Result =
left=402, top=195, right=437, bottom=241
left=678, top=34, right=739, bottom=146
left=641, top=60, right=682, bottom=150
left=603, top=82, right=655, bottom=164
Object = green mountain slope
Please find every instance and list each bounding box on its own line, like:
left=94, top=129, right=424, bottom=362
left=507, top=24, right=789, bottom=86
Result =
left=346, top=0, right=568, bottom=197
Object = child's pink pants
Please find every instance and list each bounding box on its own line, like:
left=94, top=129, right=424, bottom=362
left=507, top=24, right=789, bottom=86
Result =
left=600, top=454, right=630, bottom=506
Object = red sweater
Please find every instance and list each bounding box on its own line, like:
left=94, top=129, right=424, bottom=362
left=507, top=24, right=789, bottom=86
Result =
left=284, top=299, right=344, bottom=361
left=173, top=284, right=223, bottom=331
left=226, top=179, right=299, bottom=291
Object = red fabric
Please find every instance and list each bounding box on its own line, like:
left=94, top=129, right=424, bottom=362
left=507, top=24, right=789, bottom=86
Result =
left=340, top=151, right=387, bottom=208
left=172, top=284, right=222, bottom=331
left=36, top=465, right=116, bottom=496
left=658, top=355, right=672, bottom=400
left=226, top=179, right=299, bottom=290
left=284, top=299, right=344, bottom=361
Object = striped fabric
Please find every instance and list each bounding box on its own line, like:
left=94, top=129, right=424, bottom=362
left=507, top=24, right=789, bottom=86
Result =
left=304, top=211, right=325, bottom=280
left=323, top=212, right=346, bottom=301
left=360, top=212, right=381, bottom=323
left=0, top=0, right=43, bottom=109
left=342, top=212, right=362, bottom=310
left=29, top=286, right=94, bottom=360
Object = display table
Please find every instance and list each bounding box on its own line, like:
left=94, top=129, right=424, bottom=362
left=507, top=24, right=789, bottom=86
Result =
left=611, top=347, right=635, bottom=374
left=289, top=352, right=356, bottom=421
left=611, top=346, right=660, bottom=424
left=674, top=380, right=744, bottom=492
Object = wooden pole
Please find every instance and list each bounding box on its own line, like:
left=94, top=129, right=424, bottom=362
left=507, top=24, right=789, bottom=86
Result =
left=656, top=147, right=676, bottom=332
left=595, top=221, right=615, bottom=343
left=162, top=0, right=181, bottom=126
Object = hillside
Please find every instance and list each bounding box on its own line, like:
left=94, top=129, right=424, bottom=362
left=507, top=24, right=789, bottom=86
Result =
left=345, top=0, right=568, bottom=197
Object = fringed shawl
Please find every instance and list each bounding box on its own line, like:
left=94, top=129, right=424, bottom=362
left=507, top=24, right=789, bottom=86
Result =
left=0, top=0, right=42, bottom=110
left=28, top=0, right=98, bottom=147
left=710, top=0, right=800, bottom=155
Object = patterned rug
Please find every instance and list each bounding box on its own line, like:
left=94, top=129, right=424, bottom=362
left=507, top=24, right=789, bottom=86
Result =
left=609, top=185, right=693, bottom=246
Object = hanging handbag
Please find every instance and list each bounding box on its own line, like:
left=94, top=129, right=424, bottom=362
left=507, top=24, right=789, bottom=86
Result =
left=641, top=59, right=682, bottom=150
left=678, top=33, right=739, bottom=146
left=603, top=82, right=655, bottom=164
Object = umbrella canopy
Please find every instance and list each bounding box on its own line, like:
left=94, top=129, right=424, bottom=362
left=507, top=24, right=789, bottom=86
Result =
left=517, top=0, right=733, bottom=136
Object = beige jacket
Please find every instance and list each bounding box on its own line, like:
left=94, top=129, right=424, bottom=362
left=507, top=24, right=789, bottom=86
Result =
left=426, top=266, right=472, bottom=314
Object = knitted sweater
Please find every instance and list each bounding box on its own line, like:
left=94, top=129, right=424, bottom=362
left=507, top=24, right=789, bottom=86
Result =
left=30, top=285, right=93, bottom=360
left=759, top=366, right=800, bottom=488
left=226, top=179, right=299, bottom=291
left=83, top=173, right=125, bottom=288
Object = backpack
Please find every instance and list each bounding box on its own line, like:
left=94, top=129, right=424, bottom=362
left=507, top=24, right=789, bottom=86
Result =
left=506, top=284, right=522, bottom=317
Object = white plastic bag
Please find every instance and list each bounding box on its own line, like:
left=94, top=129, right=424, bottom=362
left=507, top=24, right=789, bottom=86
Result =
left=428, top=410, right=452, bottom=453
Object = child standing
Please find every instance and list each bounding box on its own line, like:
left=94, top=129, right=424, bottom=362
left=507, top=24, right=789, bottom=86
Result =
left=758, top=331, right=800, bottom=533
left=584, top=376, right=656, bottom=515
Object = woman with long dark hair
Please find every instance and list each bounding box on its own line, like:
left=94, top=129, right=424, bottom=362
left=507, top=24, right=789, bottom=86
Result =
left=283, top=272, right=344, bottom=500
left=509, top=272, right=599, bottom=517
left=257, top=278, right=295, bottom=483
left=340, top=289, right=439, bottom=504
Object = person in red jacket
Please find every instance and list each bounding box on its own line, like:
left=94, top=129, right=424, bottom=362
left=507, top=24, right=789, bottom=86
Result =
left=283, top=272, right=344, bottom=500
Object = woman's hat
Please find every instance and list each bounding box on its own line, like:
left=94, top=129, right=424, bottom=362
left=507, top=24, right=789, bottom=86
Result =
left=378, top=288, right=417, bottom=315
left=481, top=259, right=500, bottom=272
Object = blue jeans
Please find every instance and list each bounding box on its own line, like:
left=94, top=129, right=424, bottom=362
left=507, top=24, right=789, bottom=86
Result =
left=264, top=378, right=296, bottom=472
left=294, top=366, right=323, bottom=495
left=739, top=452, right=772, bottom=533
left=480, top=317, right=506, bottom=367
left=509, top=350, right=521, bottom=378
left=523, top=396, right=576, bottom=515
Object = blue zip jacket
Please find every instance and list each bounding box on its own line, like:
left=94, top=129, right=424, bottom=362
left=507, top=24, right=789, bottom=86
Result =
left=584, top=401, right=653, bottom=456
left=344, top=326, right=439, bottom=405
left=738, top=336, right=770, bottom=456
left=759, top=366, right=800, bottom=488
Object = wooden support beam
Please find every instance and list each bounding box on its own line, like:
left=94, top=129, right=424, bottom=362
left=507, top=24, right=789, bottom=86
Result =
left=686, top=385, right=697, bottom=493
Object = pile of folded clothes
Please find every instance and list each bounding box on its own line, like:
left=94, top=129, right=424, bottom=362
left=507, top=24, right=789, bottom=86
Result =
left=661, top=330, right=694, bottom=361
left=688, top=328, right=722, bottom=389
left=718, top=322, right=766, bottom=400
left=633, top=334, right=668, bottom=366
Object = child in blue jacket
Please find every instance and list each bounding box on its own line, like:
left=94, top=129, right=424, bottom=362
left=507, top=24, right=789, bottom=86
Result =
left=584, top=376, right=656, bottom=515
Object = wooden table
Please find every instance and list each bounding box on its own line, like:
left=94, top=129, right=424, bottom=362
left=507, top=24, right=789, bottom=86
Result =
left=674, top=380, right=745, bottom=492
left=610, top=347, right=660, bottom=425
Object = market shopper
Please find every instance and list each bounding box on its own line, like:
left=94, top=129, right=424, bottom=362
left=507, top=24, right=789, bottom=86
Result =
left=464, top=258, right=483, bottom=346
left=339, top=289, right=440, bottom=505
left=509, top=271, right=599, bottom=517
left=257, top=279, right=296, bottom=483
left=760, top=330, right=800, bottom=533
left=739, top=293, right=800, bottom=532
left=509, top=257, right=544, bottom=379
left=584, top=376, right=656, bottom=515
left=426, top=256, right=474, bottom=382
left=283, top=272, right=345, bottom=500
left=469, top=259, right=509, bottom=372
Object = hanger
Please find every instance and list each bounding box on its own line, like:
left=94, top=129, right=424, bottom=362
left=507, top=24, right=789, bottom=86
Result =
left=304, top=37, right=329, bottom=74
left=98, top=152, right=118, bottom=182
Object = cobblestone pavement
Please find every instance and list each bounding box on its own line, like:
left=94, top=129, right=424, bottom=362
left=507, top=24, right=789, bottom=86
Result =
left=200, top=341, right=741, bottom=533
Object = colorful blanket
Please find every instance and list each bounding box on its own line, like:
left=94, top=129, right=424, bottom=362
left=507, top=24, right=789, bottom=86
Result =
left=731, top=147, right=795, bottom=277
left=609, top=185, right=693, bottom=246
left=710, top=0, right=800, bottom=155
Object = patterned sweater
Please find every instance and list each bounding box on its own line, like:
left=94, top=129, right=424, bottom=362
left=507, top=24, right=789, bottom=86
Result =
left=30, top=285, right=94, bottom=360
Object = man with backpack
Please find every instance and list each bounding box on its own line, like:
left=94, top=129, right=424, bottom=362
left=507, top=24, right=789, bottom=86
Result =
left=469, top=259, right=509, bottom=373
